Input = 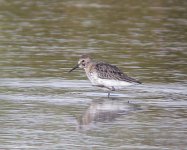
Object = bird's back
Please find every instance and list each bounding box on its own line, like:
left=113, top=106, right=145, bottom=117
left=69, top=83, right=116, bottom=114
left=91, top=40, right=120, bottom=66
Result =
left=94, top=62, right=141, bottom=84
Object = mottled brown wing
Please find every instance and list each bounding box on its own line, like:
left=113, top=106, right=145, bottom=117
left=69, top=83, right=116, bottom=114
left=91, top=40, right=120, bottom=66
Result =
left=95, top=62, right=141, bottom=84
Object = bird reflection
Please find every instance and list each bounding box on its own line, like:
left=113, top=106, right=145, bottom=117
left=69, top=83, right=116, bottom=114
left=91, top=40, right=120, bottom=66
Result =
left=77, top=99, right=140, bottom=130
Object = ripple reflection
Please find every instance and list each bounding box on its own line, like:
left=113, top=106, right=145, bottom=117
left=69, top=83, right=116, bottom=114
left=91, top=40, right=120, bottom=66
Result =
left=77, top=100, right=141, bottom=130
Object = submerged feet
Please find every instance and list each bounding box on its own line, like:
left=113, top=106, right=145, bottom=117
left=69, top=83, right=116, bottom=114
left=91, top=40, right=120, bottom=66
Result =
left=107, top=86, right=115, bottom=98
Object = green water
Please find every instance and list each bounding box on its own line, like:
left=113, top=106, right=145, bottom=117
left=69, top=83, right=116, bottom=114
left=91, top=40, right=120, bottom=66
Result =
left=0, top=0, right=187, bottom=149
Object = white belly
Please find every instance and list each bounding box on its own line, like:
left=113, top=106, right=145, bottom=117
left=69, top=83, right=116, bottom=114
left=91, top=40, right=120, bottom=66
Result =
left=87, top=72, right=134, bottom=90
left=97, top=78, right=133, bottom=87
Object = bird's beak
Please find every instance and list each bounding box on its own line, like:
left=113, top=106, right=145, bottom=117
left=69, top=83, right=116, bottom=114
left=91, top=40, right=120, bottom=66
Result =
left=69, top=64, right=79, bottom=72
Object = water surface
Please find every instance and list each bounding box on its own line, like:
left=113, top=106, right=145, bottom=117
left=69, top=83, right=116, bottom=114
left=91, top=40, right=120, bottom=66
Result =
left=0, top=0, right=187, bottom=149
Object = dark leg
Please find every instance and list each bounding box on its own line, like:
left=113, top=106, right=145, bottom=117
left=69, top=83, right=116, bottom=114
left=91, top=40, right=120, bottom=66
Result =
left=111, top=86, right=115, bottom=91
left=108, top=92, right=110, bottom=98
left=94, top=85, right=105, bottom=88
left=107, top=86, right=115, bottom=98
left=94, top=85, right=115, bottom=98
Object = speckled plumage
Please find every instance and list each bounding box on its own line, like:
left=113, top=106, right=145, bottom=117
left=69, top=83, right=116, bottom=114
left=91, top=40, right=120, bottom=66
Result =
left=95, top=62, right=141, bottom=84
left=69, top=55, right=141, bottom=97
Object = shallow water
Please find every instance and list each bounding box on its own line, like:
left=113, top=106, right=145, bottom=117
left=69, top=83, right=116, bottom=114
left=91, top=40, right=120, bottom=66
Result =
left=0, top=0, right=187, bottom=150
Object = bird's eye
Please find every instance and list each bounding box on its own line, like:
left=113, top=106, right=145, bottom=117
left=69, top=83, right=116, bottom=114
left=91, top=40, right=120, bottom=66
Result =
left=82, top=60, right=85, bottom=63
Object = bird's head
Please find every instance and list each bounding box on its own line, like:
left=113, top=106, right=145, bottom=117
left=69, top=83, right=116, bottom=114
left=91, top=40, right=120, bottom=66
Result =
left=69, top=54, right=91, bottom=72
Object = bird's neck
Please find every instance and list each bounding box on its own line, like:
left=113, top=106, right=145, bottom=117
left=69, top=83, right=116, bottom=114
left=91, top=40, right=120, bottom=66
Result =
left=84, top=62, right=95, bottom=74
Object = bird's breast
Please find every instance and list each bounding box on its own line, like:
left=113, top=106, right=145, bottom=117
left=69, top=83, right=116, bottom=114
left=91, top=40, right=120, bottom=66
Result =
left=86, top=72, right=99, bottom=85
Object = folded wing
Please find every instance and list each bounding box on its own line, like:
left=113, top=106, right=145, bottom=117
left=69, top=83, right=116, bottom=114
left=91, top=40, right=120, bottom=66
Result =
left=95, top=62, right=141, bottom=84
